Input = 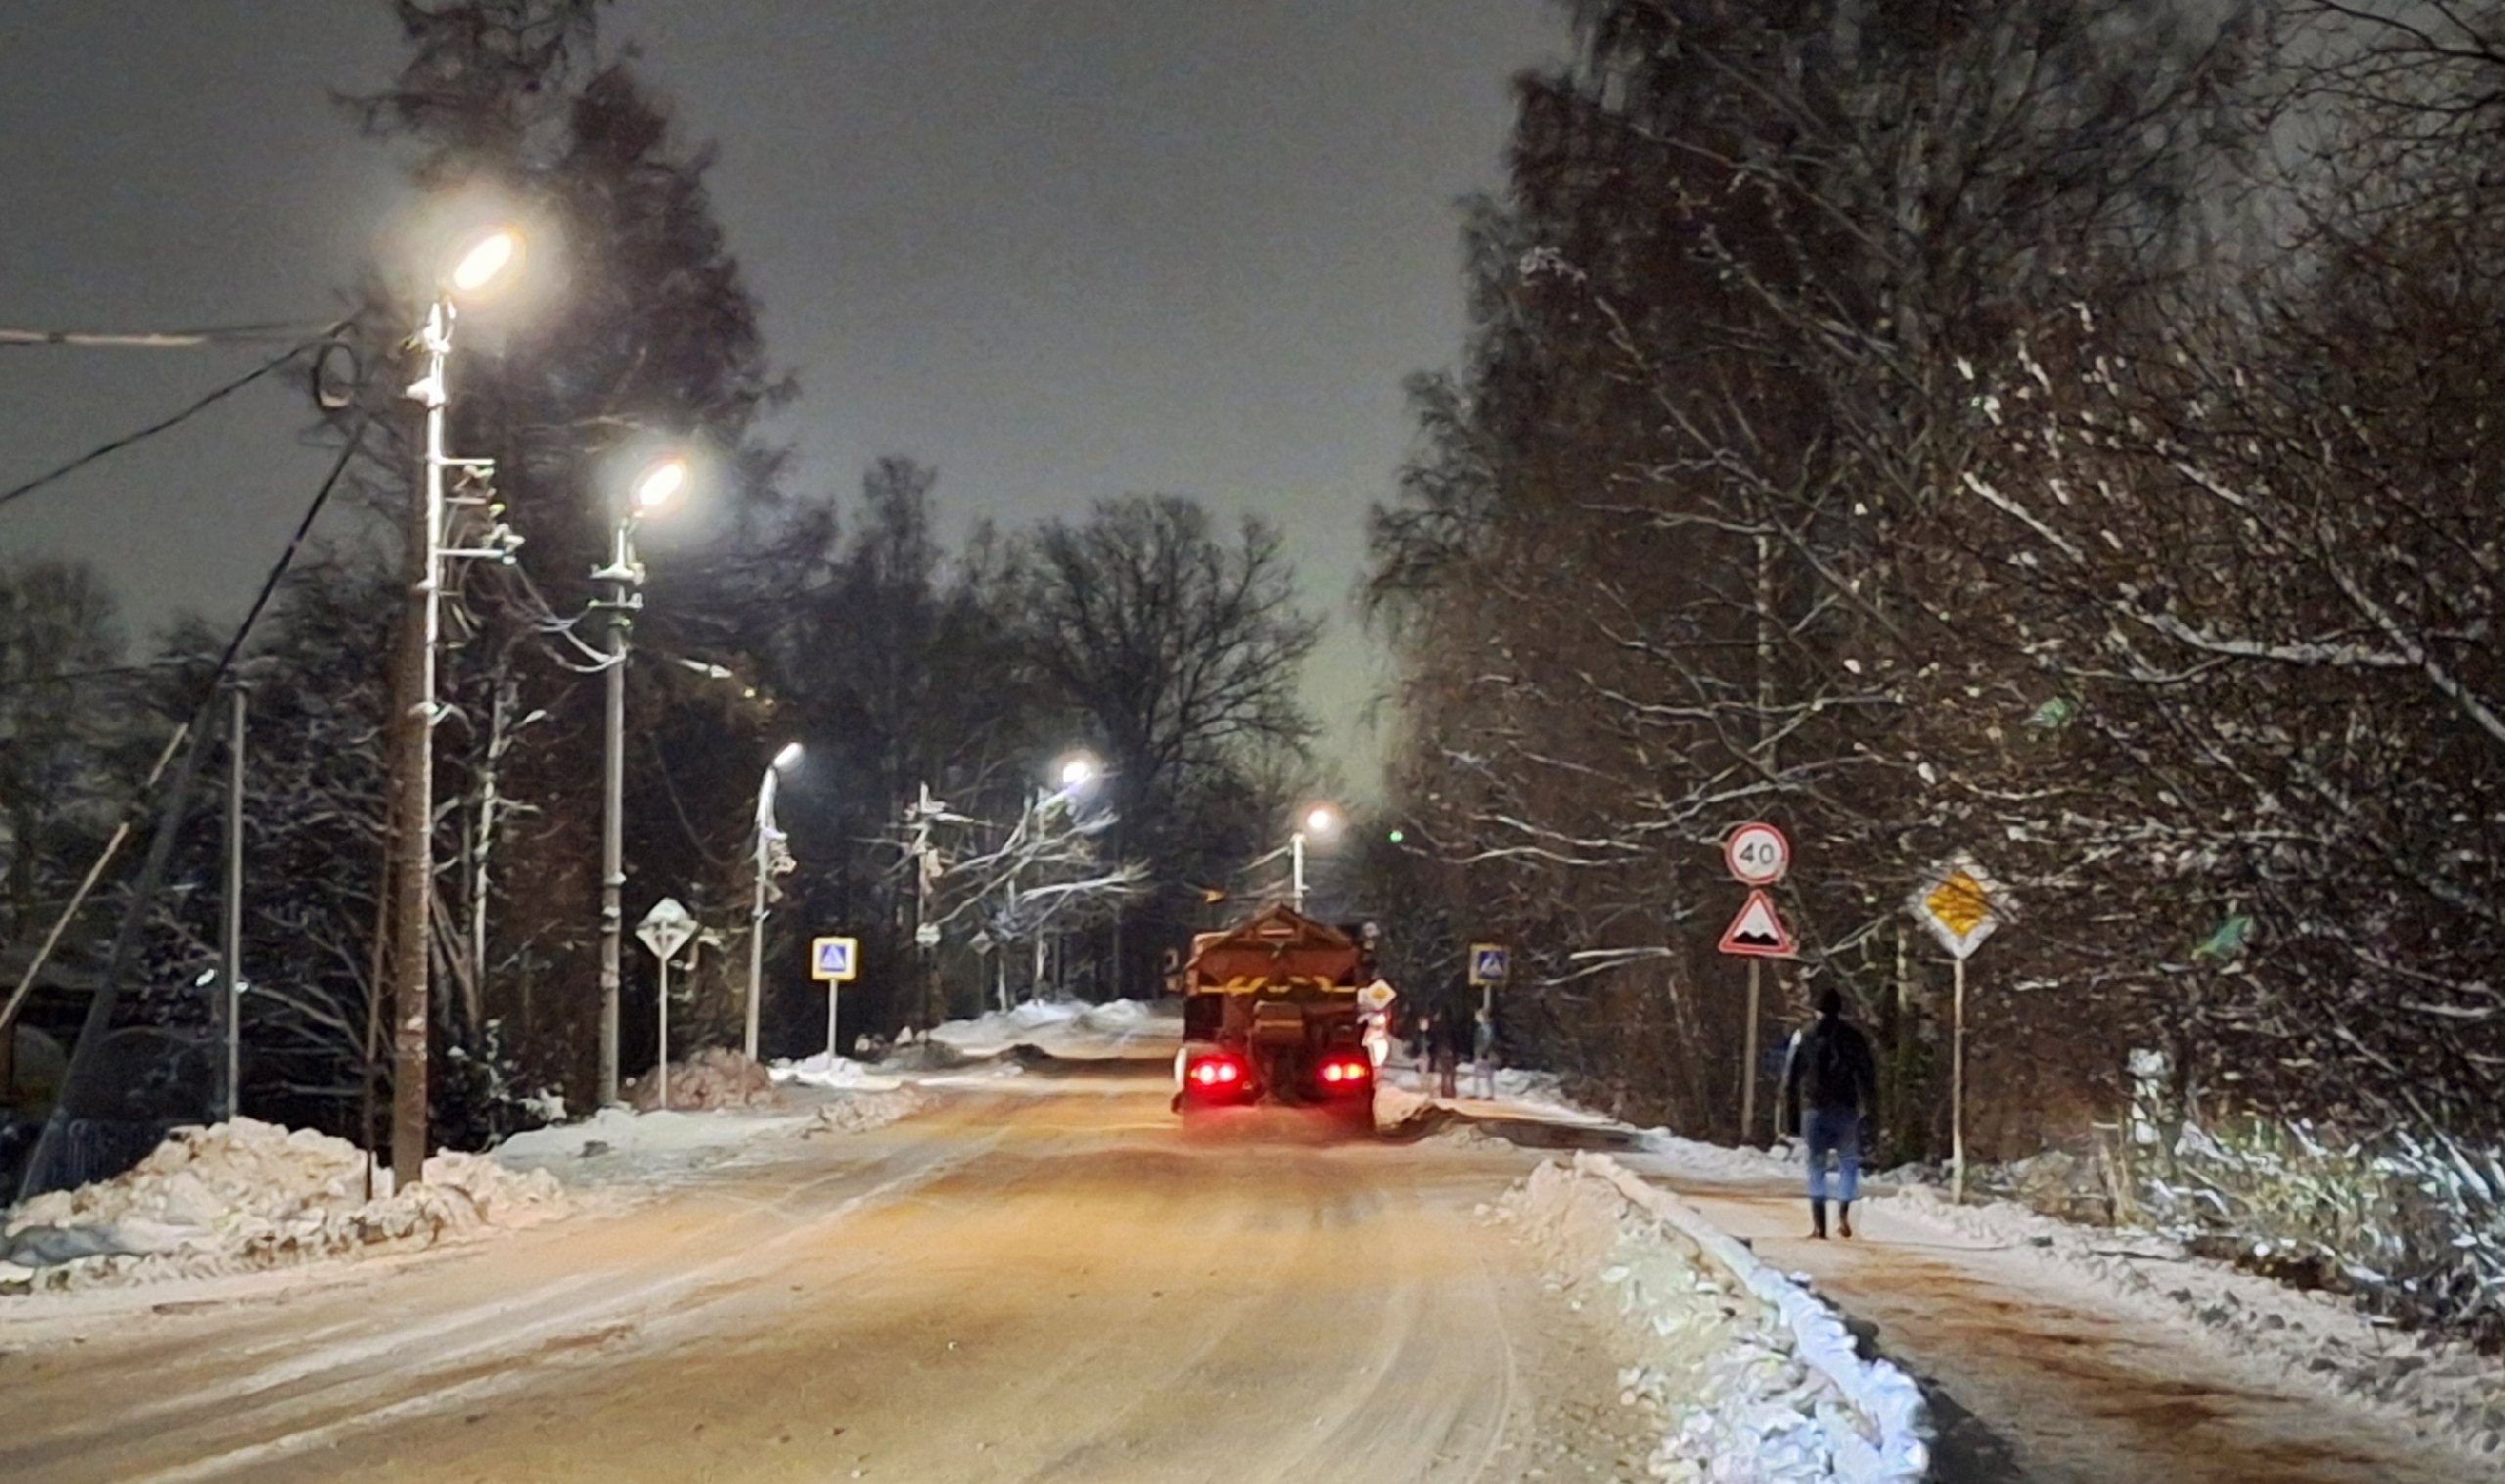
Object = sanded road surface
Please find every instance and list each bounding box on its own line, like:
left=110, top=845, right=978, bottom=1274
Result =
left=0, top=1082, right=1657, bottom=1483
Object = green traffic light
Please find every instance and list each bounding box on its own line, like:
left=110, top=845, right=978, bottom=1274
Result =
left=1387, top=829, right=1405, bottom=844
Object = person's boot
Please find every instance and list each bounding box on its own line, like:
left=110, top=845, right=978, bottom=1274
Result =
left=1838, top=1201, right=1854, bottom=1240
left=1808, top=1197, right=1828, bottom=1239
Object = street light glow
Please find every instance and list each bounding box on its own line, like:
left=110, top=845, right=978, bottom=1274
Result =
left=1303, top=804, right=1342, bottom=836
left=630, top=455, right=690, bottom=513
left=773, top=741, right=804, bottom=770
left=1060, top=754, right=1099, bottom=788
left=447, top=228, right=523, bottom=296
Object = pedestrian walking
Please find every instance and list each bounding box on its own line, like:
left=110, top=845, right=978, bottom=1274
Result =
left=1779, top=988, right=1879, bottom=1240
left=1433, top=1012, right=1461, bottom=1100
left=1471, top=1008, right=1498, bottom=1099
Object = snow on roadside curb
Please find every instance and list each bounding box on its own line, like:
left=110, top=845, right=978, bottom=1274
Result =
left=770, top=1053, right=903, bottom=1092
left=802, top=1087, right=930, bottom=1136
left=2, top=1119, right=566, bottom=1291
left=1498, top=1152, right=1931, bottom=1482
left=1882, top=1184, right=2505, bottom=1464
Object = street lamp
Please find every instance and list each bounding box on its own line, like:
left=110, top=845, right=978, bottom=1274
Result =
left=594, top=450, right=690, bottom=1105
left=745, top=742, right=803, bottom=1060
left=387, top=225, right=524, bottom=1188
left=1292, top=804, right=1341, bottom=914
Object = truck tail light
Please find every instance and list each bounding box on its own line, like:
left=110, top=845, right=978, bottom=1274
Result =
left=1319, top=1056, right=1372, bottom=1086
left=1189, top=1056, right=1245, bottom=1088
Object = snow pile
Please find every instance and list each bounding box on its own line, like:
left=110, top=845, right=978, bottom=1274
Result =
left=1888, top=1183, right=2505, bottom=1463
left=769, top=1052, right=903, bottom=1093
left=623, top=1047, right=779, bottom=1111
left=2, top=1119, right=566, bottom=1290
left=925, top=997, right=1179, bottom=1059
left=1499, top=1153, right=1931, bottom=1483
left=1639, top=1134, right=1805, bottom=1187
left=492, top=1104, right=811, bottom=1171
left=802, top=1088, right=931, bottom=1137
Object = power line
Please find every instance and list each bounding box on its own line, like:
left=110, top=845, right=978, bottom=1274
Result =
left=0, top=327, right=347, bottom=515
left=0, top=319, right=337, bottom=349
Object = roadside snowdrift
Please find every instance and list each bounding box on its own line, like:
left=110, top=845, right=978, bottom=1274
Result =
left=2, top=1119, right=566, bottom=1290
left=623, top=1047, right=779, bottom=1111
left=1500, top=1152, right=1930, bottom=1483
left=926, top=997, right=1178, bottom=1059
left=770, top=1052, right=902, bottom=1092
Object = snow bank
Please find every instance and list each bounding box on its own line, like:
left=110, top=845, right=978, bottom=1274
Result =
left=1, top=1119, right=566, bottom=1290
left=769, top=1052, right=903, bottom=1093
left=924, top=997, right=1179, bottom=1058
left=622, top=1047, right=779, bottom=1111
left=492, top=1103, right=810, bottom=1170
left=1639, top=1134, right=1805, bottom=1187
left=1886, top=1184, right=2505, bottom=1464
left=1499, top=1153, right=1931, bottom=1483
left=801, top=1088, right=931, bottom=1136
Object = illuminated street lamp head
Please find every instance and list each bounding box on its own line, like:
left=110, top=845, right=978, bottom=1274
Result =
left=1303, top=805, right=1342, bottom=837
left=1060, top=754, right=1099, bottom=789
left=629, top=455, right=690, bottom=515
left=447, top=228, right=524, bottom=297
left=772, top=741, right=804, bottom=771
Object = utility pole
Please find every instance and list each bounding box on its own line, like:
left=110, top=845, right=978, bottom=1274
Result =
left=913, top=783, right=938, bottom=1026
left=596, top=563, right=628, bottom=1107
left=387, top=299, right=453, bottom=1188
left=746, top=742, right=799, bottom=1061
left=593, top=455, right=688, bottom=1103
left=385, top=229, right=524, bottom=1185
left=220, top=682, right=246, bottom=1123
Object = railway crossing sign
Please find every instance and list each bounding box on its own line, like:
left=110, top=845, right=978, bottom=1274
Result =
left=1716, top=889, right=1798, bottom=959
left=1467, top=943, right=1510, bottom=987
left=811, top=936, right=859, bottom=982
left=1723, top=822, right=1791, bottom=886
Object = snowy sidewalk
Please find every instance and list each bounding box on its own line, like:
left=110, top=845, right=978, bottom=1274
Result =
left=1644, top=1174, right=2493, bottom=1484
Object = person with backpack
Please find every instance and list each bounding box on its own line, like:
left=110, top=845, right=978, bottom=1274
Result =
left=1779, top=988, right=1880, bottom=1239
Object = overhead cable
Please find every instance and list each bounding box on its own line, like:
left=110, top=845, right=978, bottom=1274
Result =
left=0, top=325, right=349, bottom=515
left=0, top=319, right=337, bottom=349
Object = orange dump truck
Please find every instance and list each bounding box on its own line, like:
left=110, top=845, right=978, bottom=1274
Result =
left=1173, top=905, right=1376, bottom=1127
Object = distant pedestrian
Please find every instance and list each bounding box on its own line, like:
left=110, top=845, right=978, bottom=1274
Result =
left=1433, top=1012, right=1462, bottom=1100
left=1471, top=1008, right=1498, bottom=1099
left=1780, top=988, right=1880, bottom=1240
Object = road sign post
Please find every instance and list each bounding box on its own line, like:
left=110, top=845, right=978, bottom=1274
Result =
left=1910, top=855, right=2012, bottom=1203
left=811, top=935, right=859, bottom=1060
left=1467, top=943, right=1509, bottom=1015
left=1718, top=824, right=1794, bottom=1145
left=635, top=898, right=698, bottom=1111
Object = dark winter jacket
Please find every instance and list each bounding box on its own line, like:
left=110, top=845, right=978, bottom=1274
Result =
left=1780, top=1014, right=1879, bottom=1133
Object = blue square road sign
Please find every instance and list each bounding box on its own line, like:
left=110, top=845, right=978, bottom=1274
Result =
left=1468, top=943, right=1509, bottom=987
left=811, top=936, right=859, bottom=982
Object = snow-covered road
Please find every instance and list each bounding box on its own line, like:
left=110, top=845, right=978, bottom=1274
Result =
left=0, top=1078, right=1662, bottom=1483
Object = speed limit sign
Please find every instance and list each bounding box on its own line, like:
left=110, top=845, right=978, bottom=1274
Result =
left=1724, top=822, right=1790, bottom=885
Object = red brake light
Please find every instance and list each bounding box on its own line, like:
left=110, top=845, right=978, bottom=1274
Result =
left=1190, top=1057, right=1244, bottom=1087
left=1320, top=1057, right=1371, bottom=1085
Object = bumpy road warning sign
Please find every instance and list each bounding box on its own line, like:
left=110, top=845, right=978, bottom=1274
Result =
left=1717, top=889, right=1797, bottom=960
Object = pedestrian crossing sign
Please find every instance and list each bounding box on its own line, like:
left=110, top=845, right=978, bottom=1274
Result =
left=1468, top=943, right=1509, bottom=987
left=811, top=936, right=858, bottom=982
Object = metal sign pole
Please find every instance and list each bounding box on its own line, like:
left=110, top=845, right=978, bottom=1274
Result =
left=826, top=979, right=840, bottom=1061
left=657, top=951, right=671, bottom=1112
left=1951, top=955, right=1967, bottom=1203
left=1741, top=958, right=1761, bottom=1143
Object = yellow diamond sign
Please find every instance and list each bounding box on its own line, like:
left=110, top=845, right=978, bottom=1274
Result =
left=1911, top=855, right=2010, bottom=960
